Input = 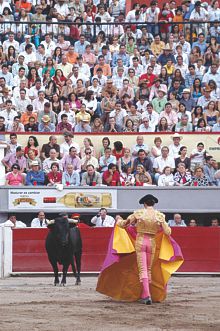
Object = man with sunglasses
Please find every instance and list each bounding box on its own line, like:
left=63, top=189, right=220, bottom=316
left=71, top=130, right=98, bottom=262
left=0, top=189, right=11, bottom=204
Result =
left=81, top=148, right=99, bottom=172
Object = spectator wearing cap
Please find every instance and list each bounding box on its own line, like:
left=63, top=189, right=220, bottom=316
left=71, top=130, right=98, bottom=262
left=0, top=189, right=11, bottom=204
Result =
left=19, top=35, right=36, bottom=53
left=157, top=46, right=176, bottom=67
left=169, top=133, right=183, bottom=158
left=179, top=88, right=196, bottom=112
left=139, top=117, right=155, bottom=132
left=38, top=101, right=56, bottom=125
left=26, top=160, right=45, bottom=186
left=151, top=86, right=168, bottom=114
left=149, top=78, right=167, bottom=102
left=38, top=115, right=55, bottom=132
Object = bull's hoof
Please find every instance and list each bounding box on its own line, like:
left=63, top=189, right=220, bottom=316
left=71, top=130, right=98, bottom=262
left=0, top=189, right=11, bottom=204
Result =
left=75, top=279, right=81, bottom=286
left=54, top=279, right=59, bottom=286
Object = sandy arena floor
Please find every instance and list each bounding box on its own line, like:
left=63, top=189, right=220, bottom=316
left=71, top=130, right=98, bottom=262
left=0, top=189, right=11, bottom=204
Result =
left=0, top=276, right=219, bottom=331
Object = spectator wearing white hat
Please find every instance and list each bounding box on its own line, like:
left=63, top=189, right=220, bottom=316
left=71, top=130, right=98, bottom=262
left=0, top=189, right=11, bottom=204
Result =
left=168, top=133, right=183, bottom=159
left=19, top=35, right=36, bottom=53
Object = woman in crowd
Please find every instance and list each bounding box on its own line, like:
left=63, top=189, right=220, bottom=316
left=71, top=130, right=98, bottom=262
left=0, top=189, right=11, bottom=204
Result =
left=159, top=67, right=169, bottom=86
left=91, top=117, right=104, bottom=133
left=82, top=91, right=97, bottom=118
left=24, top=136, right=40, bottom=159
left=26, top=149, right=42, bottom=171
left=27, top=67, right=39, bottom=88
left=98, top=137, right=111, bottom=158
left=45, top=80, right=60, bottom=101
left=53, top=47, right=63, bottom=64
left=53, top=69, right=66, bottom=92
left=194, top=118, right=211, bottom=132
left=135, top=164, right=152, bottom=186
left=123, top=119, right=135, bottom=132
left=80, top=137, right=95, bottom=158
left=168, top=91, right=179, bottom=113
left=191, top=166, right=209, bottom=187
left=204, top=101, right=219, bottom=128
left=42, top=57, right=56, bottom=78
left=112, top=141, right=125, bottom=162
left=60, top=79, right=75, bottom=101
left=47, top=162, right=62, bottom=186
left=120, top=166, right=135, bottom=186
left=74, top=79, right=87, bottom=101
left=156, top=117, right=170, bottom=132
left=68, top=92, right=81, bottom=112
left=50, top=93, right=63, bottom=116
left=5, top=164, right=24, bottom=186
left=192, top=78, right=202, bottom=101
left=151, top=137, right=163, bottom=160
left=158, top=166, right=174, bottom=186
left=175, top=146, right=191, bottom=172
left=191, top=105, right=205, bottom=128
left=173, top=162, right=192, bottom=186
left=6, top=45, right=17, bottom=68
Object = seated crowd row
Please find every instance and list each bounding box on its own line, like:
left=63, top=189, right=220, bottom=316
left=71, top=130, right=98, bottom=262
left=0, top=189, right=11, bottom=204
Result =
left=1, top=132, right=219, bottom=187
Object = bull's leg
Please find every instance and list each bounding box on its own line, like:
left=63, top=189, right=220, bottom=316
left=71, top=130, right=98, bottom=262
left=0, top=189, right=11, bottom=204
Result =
left=75, top=251, right=82, bottom=285
left=61, top=263, right=69, bottom=286
left=49, top=258, right=59, bottom=285
left=71, top=256, right=77, bottom=278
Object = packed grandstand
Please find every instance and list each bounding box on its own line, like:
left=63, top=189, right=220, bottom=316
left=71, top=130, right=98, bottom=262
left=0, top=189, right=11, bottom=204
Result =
left=0, top=0, right=219, bottom=187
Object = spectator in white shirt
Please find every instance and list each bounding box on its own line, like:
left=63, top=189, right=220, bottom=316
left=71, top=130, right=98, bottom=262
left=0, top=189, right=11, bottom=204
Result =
left=1, top=214, right=26, bottom=228
left=91, top=208, right=115, bottom=227
left=31, top=211, right=49, bottom=228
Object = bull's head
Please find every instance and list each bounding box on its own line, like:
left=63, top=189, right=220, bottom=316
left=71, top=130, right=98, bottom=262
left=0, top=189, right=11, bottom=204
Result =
left=48, top=217, right=71, bottom=247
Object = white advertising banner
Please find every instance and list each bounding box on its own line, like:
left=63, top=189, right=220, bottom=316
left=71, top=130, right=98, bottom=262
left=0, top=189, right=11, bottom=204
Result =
left=8, top=189, right=117, bottom=211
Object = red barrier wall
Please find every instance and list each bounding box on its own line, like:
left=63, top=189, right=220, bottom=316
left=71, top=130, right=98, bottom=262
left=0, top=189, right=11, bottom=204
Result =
left=12, top=228, right=220, bottom=273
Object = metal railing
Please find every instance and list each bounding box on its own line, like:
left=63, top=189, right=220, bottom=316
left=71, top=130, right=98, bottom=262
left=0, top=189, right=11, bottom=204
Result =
left=0, top=20, right=216, bottom=45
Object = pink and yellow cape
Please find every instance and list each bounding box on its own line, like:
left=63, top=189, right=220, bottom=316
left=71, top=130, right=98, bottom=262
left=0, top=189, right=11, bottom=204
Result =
left=96, top=225, right=184, bottom=302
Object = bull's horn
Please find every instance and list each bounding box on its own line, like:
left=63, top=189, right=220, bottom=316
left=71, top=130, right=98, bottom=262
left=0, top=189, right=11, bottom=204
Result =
left=47, top=219, right=55, bottom=225
left=68, top=218, right=78, bottom=224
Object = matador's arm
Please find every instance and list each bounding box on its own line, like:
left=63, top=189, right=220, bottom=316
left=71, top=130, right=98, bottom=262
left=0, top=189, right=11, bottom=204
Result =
left=156, top=212, right=171, bottom=236
left=116, top=214, right=137, bottom=228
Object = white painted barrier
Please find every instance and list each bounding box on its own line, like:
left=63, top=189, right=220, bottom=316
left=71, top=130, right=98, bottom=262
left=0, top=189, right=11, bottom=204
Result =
left=0, top=227, right=12, bottom=278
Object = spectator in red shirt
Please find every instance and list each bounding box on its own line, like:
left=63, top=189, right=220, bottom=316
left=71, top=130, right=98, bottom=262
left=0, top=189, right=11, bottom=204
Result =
left=103, top=163, right=120, bottom=186
left=139, top=66, right=157, bottom=88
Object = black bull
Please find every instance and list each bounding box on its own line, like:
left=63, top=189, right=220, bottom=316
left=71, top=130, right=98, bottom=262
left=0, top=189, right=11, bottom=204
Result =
left=45, top=216, right=82, bottom=286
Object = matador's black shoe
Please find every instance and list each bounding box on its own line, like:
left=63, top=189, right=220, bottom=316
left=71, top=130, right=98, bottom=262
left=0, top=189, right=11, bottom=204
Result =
left=139, top=297, right=152, bottom=305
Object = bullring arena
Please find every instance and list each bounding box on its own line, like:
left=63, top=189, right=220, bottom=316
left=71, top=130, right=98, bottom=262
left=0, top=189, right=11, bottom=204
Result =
left=0, top=276, right=220, bottom=330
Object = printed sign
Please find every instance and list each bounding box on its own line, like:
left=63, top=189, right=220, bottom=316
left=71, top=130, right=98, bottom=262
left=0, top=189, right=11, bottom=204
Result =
left=8, top=189, right=117, bottom=210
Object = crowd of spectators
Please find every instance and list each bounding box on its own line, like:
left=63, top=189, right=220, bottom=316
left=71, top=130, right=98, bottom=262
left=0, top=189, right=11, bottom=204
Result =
left=0, top=0, right=219, bottom=134
left=1, top=212, right=219, bottom=227
left=0, top=0, right=219, bottom=187
left=1, top=132, right=220, bottom=186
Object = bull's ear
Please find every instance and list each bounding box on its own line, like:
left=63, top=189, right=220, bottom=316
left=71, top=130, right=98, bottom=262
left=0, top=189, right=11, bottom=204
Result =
left=47, top=219, right=55, bottom=228
left=68, top=218, right=78, bottom=227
